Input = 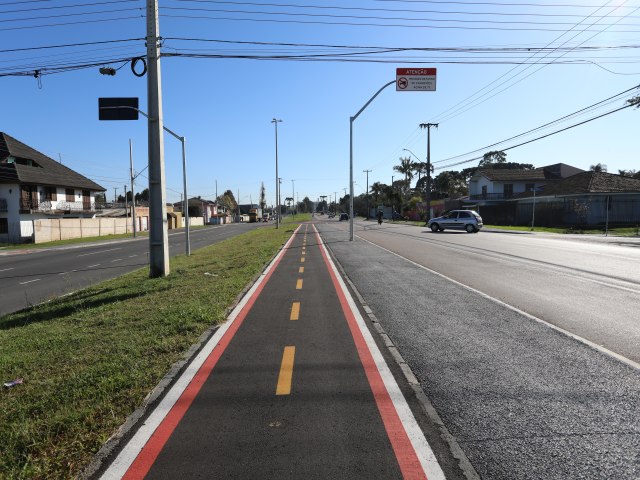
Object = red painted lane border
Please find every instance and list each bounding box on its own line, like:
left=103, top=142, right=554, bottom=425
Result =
left=122, top=226, right=302, bottom=480
left=314, top=226, right=427, bottom=480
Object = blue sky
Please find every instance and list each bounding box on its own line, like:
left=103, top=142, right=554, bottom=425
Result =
left=2, top=0, right=639, bottom=207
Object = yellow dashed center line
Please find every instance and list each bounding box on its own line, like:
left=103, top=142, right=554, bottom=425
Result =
left=290, top=302, right=300, bottom=321
left=299, top=266, right=304, bottom=274
left=276, top=346, right=296, bottom=395
left=296, top=279, right=303, bottom=290
left=301, top=257, right=305, bottom=263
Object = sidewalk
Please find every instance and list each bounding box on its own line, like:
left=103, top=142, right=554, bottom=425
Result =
left=95, top=224, right=444, bottom=479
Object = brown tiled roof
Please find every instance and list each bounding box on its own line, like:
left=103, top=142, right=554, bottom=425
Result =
left=0, top=132, right=105, bottom=191
left=475, top=168, right=547, bottom=182
left=539, top=171, right=640, bottom=195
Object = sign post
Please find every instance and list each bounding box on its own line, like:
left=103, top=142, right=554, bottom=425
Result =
left=396, top=68, right=437, bottom=92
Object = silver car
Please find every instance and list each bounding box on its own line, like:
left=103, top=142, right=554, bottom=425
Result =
left=428, top=210, right=483, bottom=233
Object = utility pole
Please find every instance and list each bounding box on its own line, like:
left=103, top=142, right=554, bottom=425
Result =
left=129, top=139, right=137, bottom=237
left=114, top=187, right=118, bottom=203
left=291, top=179, right=295, bottom=219
left=419, top=123, right=438, bottom=223
left=363, top=169, right=372, bottom=219
left=391, top=175, right=394, bottom=220
left=147, top=0, right=169, bottom=276
left=272, top=118, right=282, bottom=228
left=124, top=184, right=128, bottom=234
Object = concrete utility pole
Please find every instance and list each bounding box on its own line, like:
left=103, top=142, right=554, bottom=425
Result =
left=129, top=139, right=137, bottom=237
left=291, top=179, right=295, bottom=218
left=363, top=169, right=372, bottom=219
left=272, top=118, right=282, bottom=228
left=146, top=0, right=169, bottom=276
left=114, top=187, right=118, bottom=203
left=419, top=123, right=438, bottom=222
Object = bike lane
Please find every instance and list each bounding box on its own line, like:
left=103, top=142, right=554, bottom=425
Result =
left=100, top=223, right=445, bottom=479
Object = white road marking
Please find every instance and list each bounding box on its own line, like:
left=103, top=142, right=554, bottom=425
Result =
left=88, top=264, right=101, bottom=268
left=100, top=226, right=303, bottom=479
left=357, top=234, right=640, bottom=372
left=0, top=267, right=15, bottom=272
left=315, top=225, right=446, bottom=480
left=111, top=259, right=122, bottom=263
left=78, top=247, right=122, bottom=257
left=128, top=255, right=137, bottom=258
left=19, top=278, right=41, bottom=285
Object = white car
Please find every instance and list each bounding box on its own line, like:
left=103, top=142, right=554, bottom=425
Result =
left=427, top=210, right=483, bottom=233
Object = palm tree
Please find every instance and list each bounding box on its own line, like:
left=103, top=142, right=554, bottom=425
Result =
left=370, top=182, right=384, bottom=205
left=284, top=196, right=293, bottom=214
left=393, top=157, right=414, bottom=207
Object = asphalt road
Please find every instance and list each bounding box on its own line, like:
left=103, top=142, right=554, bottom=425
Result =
left=0, top=223, right=262, bottom=316
left=315, top=217, right=640, bottom=480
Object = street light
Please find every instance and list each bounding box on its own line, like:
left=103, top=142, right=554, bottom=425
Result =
left=272, top=118, right=282, bottom=229
left=100, top=105, right=190, bottom=256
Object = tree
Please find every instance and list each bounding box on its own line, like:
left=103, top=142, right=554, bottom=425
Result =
left=590, top=163, right=607, bottom=172
left=432, top=171, right=468, bottom=198
left=370, top=182, right=385, bottom=205
left=135, top=188, right=149, bottom=203
left=619, top=169, right=640, bottom=179
left=393, top=157, right=414, bottom=205
left=259, top=182, right=266, bottom=210
left=479, top=150, right=507, bottom=168
left=300, top=196, right=314, bottom=213
left=284, top=196, right=293, bottom=213
left=217, top=190, right=237, bottom=214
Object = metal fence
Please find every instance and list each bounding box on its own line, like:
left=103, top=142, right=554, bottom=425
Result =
left=478, top=194, right=640, bottom=229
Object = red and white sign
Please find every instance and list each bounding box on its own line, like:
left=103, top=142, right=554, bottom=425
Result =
left=396, top=68, right=437, bottom=91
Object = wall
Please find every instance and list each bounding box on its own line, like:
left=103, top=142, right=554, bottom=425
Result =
left=32, top=217, right=143, bottom=244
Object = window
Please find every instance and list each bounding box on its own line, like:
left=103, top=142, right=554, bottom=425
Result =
left=458, top=211, right=471, bottom=218
left=66, top=189, right=75, bottom=202
left=43, top=187, right=57, bottom=201
left=0, top=218, right=8, bottom=234
left=504, top=184, right=513, bottom=198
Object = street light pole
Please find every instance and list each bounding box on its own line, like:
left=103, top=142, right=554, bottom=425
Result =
left=129, top=139, right=137, bottom=237
left=272, top=118, right=282, bottom=229
left=349, top=79, right=395, bottom=241
left=419, top=123, right=438, bottom=223
left=363, top=169, right=372, bottom=219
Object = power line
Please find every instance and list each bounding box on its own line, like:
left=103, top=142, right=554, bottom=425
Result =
left=435, top=102, right=637, bottom=170
left=0, top=0, right=141, bottom=14
left=0, top=38, right=143, bottom=54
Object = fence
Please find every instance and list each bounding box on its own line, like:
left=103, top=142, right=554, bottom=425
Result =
left=477, top=194, right=640, bottom=228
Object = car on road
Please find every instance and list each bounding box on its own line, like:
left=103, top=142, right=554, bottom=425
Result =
left=427, top=210, right=483, bottom=233
left=339, top=213, right=349, bottom=221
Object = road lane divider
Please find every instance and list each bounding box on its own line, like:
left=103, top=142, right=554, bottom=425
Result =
left=299, top=267, right=304, bottom=274
left=300, top=257, right=305, bottom=263
left=312, top=224, right=446, bottom=480
left=276, top=346, right=296, bottom=396
left=290, top=302, right=300, bottom=321
left=296, top=279, right=303, bottom=290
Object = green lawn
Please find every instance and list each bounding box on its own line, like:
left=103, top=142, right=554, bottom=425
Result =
left=0, top=223, right=300, bottom=479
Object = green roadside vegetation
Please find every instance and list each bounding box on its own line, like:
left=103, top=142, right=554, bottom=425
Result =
left=0, top=220, right=302, bottom=479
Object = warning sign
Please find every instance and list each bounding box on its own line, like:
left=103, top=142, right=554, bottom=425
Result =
left=396, top=68, right=437, bottom=92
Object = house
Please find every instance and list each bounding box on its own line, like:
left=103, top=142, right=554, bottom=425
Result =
left=469, top=163, right=584, bottom=202
left=172, top=197, right=229, bottom=225
left=513, top=171, right=640, bottom=228
left=0, top=132, right=106, bottom=243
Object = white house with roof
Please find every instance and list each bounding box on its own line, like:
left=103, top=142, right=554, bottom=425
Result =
left=469, top=163, right=584, bottom=202
left=0, top=132, right=106, bottom=243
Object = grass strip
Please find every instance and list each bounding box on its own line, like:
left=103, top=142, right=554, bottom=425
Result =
left=0, top=224, right=298, bottom=479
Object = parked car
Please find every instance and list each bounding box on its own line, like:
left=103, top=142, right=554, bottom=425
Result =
left=339, top=213, right=349, bottom=221
left=427, top=210, right=483, bottom=233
